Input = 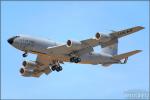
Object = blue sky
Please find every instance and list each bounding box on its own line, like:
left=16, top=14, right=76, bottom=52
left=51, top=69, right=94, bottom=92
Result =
left=1, top=1, right=149, bottom=99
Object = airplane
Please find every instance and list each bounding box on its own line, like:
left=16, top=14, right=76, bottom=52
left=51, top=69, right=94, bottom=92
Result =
left=7, top=26, right=144, bottom=77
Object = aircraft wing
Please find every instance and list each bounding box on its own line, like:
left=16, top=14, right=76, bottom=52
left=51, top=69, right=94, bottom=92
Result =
left=46, top=45, right=72, bottom=55
left=99, top=26, right=144, bottom=47
left=36, top=54, right=52, bottom=66
left=31, top=71, right=43, bottom=77
left=35, top=54, right=52, bottom=75
left=46, top=38, right=101, bottom=56
left=46, top=26, right=144, bottom=56
left=109, top=26, right=144, bottom=38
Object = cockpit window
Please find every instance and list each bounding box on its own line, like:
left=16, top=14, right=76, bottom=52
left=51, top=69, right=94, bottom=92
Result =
left=12, top=36, right=20, bottom=39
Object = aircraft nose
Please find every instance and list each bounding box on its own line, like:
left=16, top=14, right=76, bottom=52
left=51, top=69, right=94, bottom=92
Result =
left=7, top=36, right=20, bottom=45
left=7, top=37, right=14, bottom=44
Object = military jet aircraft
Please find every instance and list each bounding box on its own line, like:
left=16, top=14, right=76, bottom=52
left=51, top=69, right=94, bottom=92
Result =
left=7, top=26, right=144, bottom=77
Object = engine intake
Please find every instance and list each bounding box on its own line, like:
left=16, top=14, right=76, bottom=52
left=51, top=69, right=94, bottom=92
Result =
left=20, top=67, right=33, bottom=77
left=20, top=68, right=24, bottom=74
left=95, top=32, right=102, bottom=40
left=67, top=40, right=72, bottom=47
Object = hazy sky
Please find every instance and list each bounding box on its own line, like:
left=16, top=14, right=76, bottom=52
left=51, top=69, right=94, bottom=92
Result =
left=1, top=1, right=149, bottom=99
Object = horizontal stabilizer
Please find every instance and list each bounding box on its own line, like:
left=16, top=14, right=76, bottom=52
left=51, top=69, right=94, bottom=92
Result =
left=112, top=50, right=142, bottom=60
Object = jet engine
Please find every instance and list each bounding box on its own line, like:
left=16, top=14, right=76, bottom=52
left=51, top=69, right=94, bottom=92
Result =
left=22, top=61, right=38, bottom=69
left=20, top=67, right=34, bottom=77
left=95, top=32, right=111, bottom=42
left=20, top=61, right=46, bottom=77
left=66, top=40, right=82, bottom=49
left=20, top=61, right=36, bottom=77
left=95, top=32, right=102, bottom=40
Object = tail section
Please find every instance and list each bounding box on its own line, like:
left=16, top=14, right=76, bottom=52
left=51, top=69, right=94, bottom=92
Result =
left=100, top=26, right=144, bottom=56
left=100, top=26, right=144, bottom=48
left=101, top=50, right=141, bottom=66
left=99, top=26, right=143, bottom=66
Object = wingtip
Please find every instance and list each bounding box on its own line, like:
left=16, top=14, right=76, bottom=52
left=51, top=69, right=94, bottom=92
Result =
left=138, top=26, right=145, bottom=30
left=135, top=50, right=142, bottom=53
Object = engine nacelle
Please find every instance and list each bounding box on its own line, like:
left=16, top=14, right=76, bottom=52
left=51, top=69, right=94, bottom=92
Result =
left=22, top=61, right=38, bottom=69
left=66, top=40, right=82, bottom=49
left=95, top=32, right=102, bottom=40
left=102, top=64, right=111, bottom=67
left=20, top=67, right=33, bottom=77
left=95, top=32, right=111, bottom=42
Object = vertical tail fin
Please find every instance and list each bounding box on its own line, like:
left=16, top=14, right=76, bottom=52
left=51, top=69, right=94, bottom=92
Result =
left=101, top=39, right=118, bottom=56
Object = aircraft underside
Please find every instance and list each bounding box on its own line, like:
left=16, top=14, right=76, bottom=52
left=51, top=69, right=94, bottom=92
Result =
left=7, top=26, right=144, bottom=77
